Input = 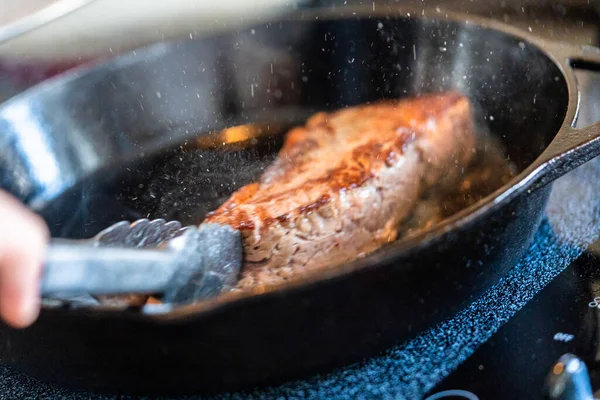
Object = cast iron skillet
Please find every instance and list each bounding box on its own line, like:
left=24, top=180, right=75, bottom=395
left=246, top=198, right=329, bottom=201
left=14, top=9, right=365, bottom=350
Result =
left=0, top=6, right=599, bottom=395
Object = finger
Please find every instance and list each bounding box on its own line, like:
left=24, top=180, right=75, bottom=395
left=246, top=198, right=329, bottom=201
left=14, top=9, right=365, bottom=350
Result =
left=0, top=192, right=48, bottom=328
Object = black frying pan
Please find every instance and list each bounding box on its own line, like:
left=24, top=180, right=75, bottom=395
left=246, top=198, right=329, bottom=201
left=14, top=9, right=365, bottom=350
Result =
left=0, top=6, right=599, bottom=395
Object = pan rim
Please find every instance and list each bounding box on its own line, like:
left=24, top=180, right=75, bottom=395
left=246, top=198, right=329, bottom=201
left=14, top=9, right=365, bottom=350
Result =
left=32, top=6, right=576, bottom=321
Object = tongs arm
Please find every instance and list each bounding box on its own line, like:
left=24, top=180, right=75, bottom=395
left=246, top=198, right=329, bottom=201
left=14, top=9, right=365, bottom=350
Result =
left=42, top=239, right=178, bottom=296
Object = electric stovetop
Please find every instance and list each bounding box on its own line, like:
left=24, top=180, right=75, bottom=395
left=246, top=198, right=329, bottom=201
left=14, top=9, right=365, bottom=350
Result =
left=428, top=240, right=600, bottom=400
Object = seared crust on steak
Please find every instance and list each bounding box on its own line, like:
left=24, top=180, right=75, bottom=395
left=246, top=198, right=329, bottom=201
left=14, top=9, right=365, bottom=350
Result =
left=204, top=92, right=476, bottom=288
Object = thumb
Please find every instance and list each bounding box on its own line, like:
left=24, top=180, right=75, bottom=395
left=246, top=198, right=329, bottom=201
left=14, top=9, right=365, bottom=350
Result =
left=0, top=191, right=48, bottom=328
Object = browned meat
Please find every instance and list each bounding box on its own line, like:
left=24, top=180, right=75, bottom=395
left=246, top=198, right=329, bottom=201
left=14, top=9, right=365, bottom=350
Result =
left=204, top=92, right=477, bottom=288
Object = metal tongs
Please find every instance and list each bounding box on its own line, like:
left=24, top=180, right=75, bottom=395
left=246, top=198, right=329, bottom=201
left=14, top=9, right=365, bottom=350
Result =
left=41, top=219, right=243, bottom=304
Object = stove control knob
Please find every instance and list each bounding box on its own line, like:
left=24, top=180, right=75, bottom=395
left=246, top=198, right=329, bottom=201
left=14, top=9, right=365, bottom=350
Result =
left=545, top=354, right=594, bottom=400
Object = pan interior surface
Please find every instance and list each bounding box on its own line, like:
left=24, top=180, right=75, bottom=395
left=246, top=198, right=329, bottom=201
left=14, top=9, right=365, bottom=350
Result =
left=0, top=13, right=569, bottom=282
left=2, top=15, right=567, bottom=241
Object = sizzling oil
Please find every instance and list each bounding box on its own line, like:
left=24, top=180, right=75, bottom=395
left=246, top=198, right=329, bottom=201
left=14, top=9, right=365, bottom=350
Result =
left=402, top=132, right=518, bottom=238
left=141, top=123, right=517, bottom=239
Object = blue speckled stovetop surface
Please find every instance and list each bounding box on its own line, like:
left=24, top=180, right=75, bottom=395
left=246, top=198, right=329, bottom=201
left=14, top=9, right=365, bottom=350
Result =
left=1, top=156, right=600, bottom=400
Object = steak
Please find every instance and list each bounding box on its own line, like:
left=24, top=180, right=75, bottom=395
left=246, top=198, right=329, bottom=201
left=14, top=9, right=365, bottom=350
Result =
left=204, top=91, right=477, bottom=288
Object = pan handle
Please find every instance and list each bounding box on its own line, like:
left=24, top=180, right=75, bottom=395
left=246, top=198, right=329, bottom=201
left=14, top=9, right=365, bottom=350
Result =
left=529, top=44, right=600, bottom=192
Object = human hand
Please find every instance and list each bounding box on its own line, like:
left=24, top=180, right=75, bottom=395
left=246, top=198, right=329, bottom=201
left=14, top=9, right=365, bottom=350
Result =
left=0, top=191, right=48, bottom=328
